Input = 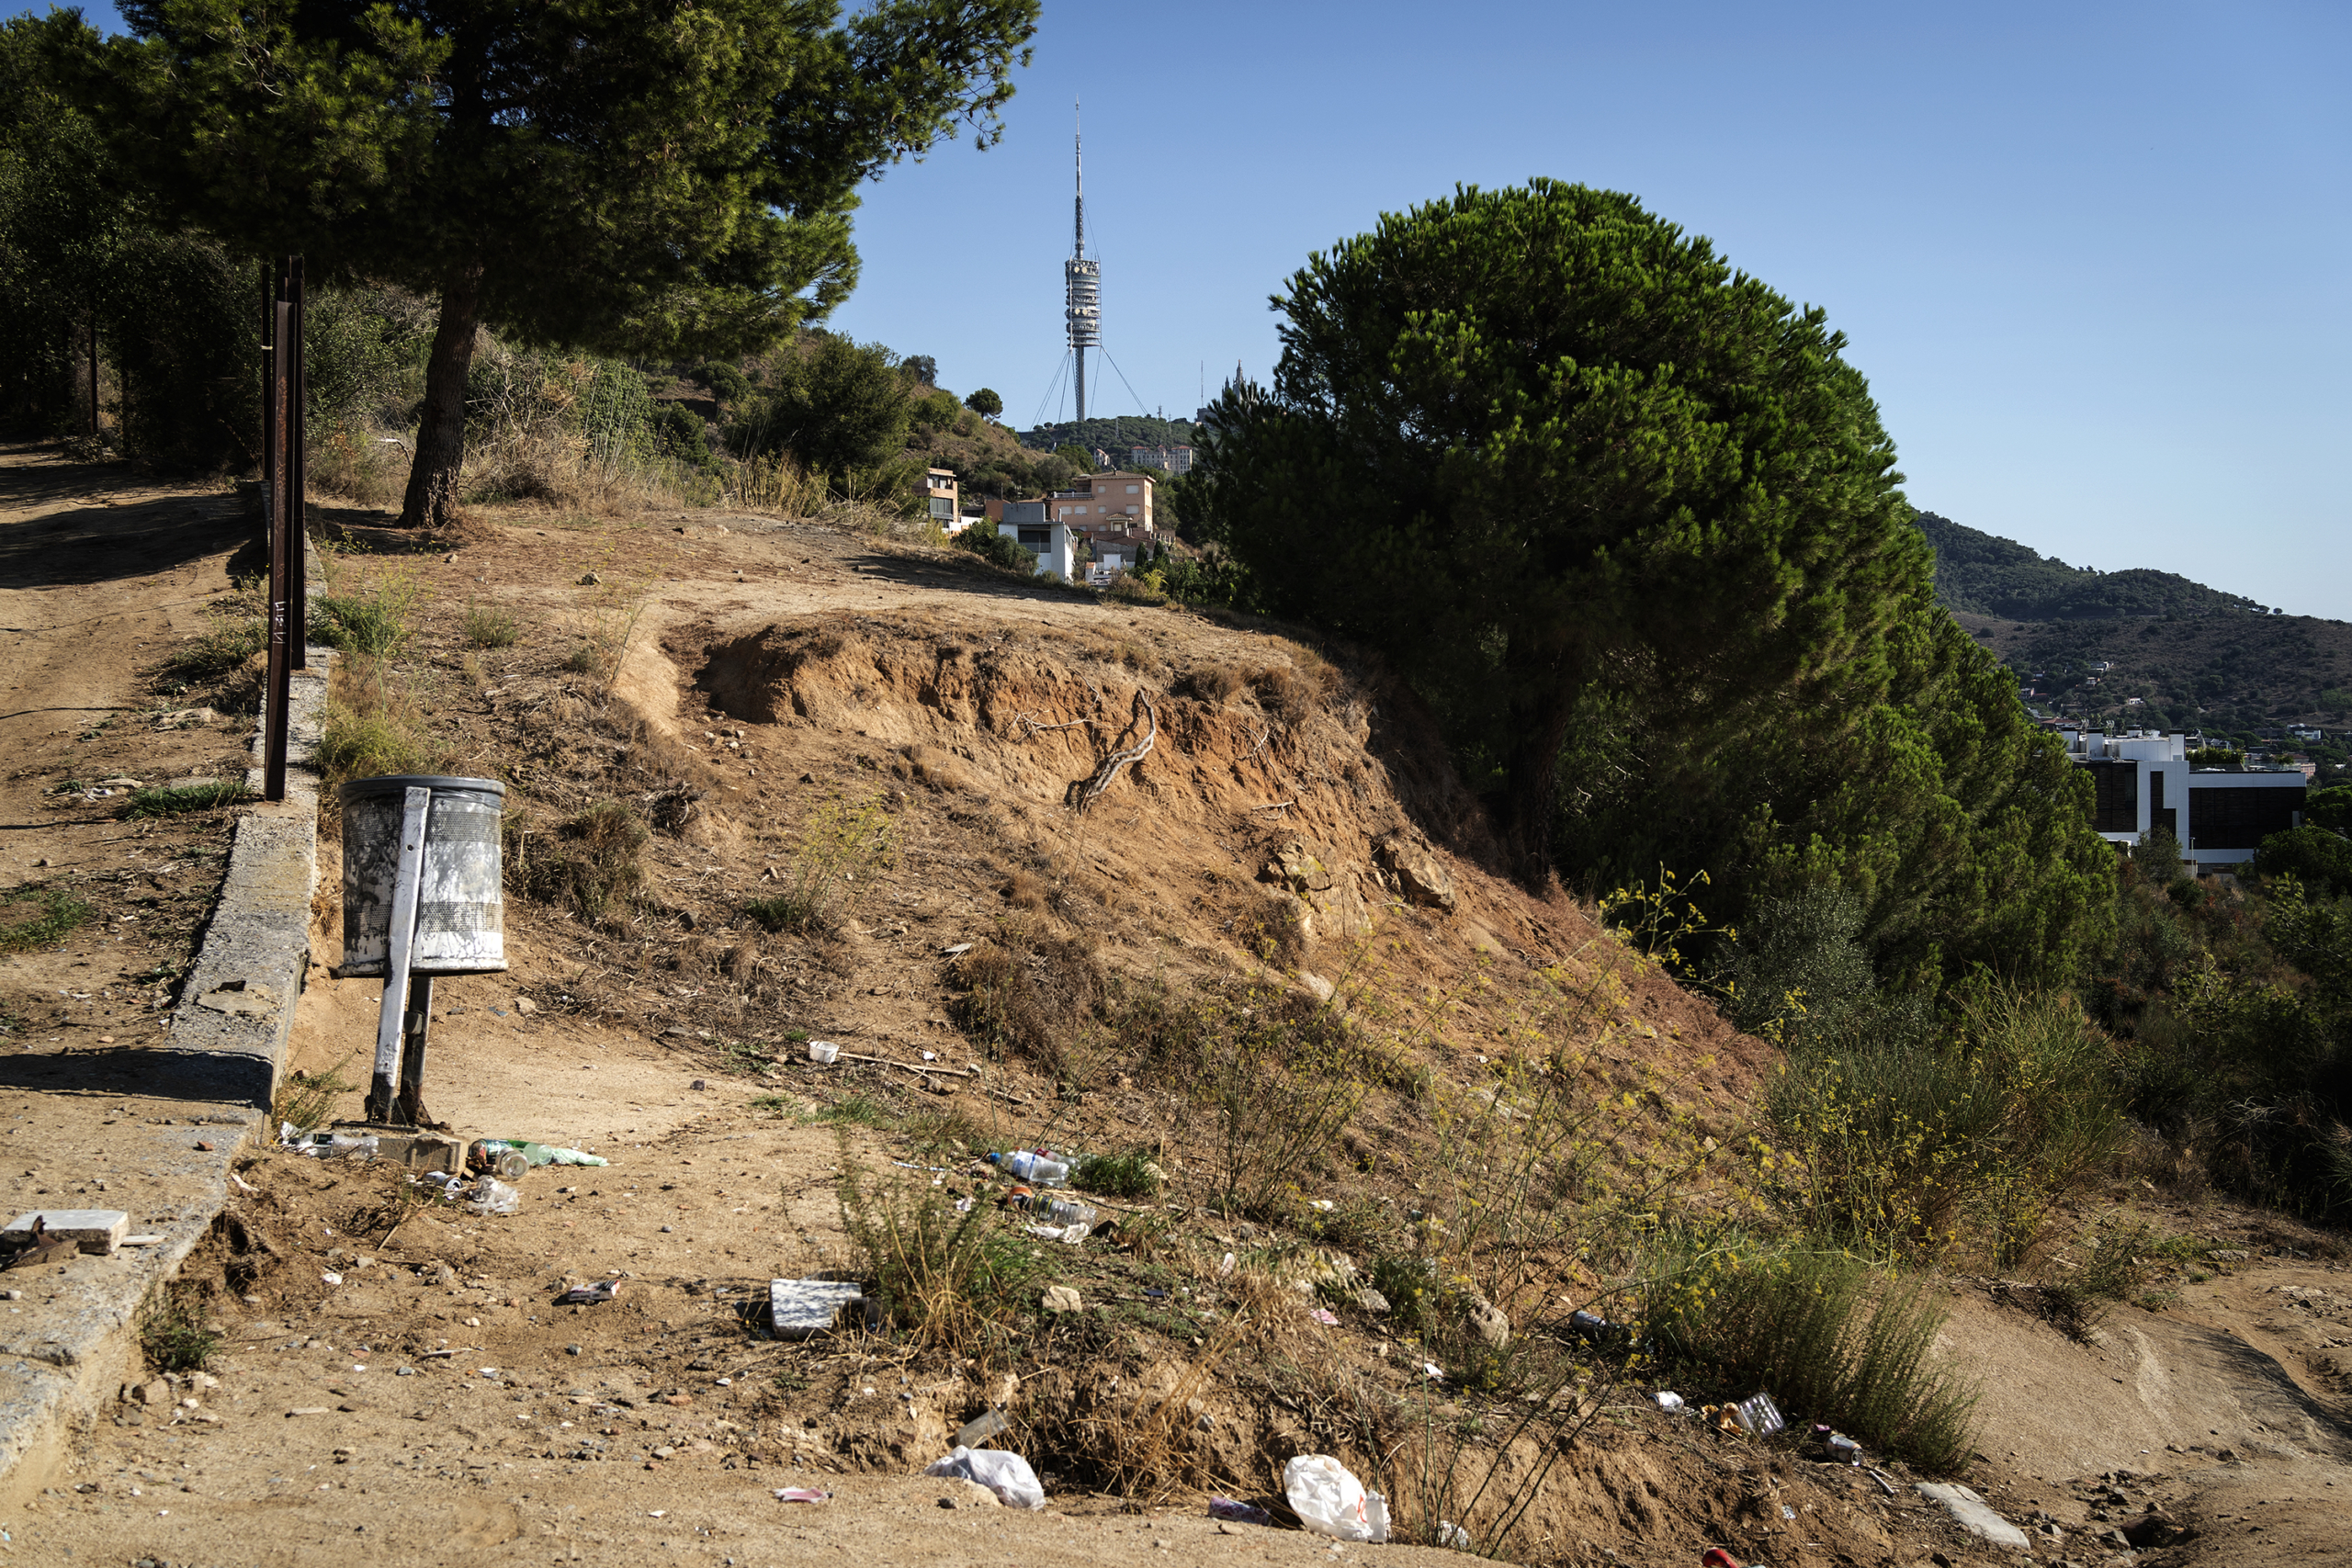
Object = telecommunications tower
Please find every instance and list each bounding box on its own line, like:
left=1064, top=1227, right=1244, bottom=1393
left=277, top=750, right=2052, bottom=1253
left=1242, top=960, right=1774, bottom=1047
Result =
left=1064, top=100, right=1100, bottom=425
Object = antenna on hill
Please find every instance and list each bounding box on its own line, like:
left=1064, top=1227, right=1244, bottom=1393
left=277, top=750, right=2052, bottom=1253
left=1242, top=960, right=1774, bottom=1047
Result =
left=1063, top=99, right=1099, bottom=426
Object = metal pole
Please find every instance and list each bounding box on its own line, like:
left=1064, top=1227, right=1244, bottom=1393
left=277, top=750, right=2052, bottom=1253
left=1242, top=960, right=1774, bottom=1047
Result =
left=288, top=256, right=307, bottom=671
left=396, top=973, right=435, bottom=1128
left=259, top=262, right=275, bottom=544
left=262, top=299, right=293, bottom=803
left=366, top=786, right=431, bottom=1125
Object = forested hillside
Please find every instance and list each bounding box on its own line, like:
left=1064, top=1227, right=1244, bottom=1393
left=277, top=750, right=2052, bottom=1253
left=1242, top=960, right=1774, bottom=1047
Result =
left=1919, top=512, right=2268, bottom=620
left=1918, top=513, right=2352, bottom=744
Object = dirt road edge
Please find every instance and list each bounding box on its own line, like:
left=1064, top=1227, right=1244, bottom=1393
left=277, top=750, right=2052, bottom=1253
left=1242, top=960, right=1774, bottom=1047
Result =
left=0, top=557, right=329, bottom=1505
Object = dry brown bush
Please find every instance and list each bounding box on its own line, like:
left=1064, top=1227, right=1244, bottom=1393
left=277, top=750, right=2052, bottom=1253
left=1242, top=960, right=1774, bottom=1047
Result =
left=946, top=923, right=1105, bottom=1083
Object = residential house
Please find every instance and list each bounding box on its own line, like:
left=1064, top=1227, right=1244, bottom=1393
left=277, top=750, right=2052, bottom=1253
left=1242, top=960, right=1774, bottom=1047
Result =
left=2063, top=728, right=2306, bottom=871
left=923, top=468, right=958, bottom=530
left=1049, top=471, right=1155, bottom=533
left=1128, top=444, right=1194, bottom=474
left=995, top=501, right=1078, bottom=581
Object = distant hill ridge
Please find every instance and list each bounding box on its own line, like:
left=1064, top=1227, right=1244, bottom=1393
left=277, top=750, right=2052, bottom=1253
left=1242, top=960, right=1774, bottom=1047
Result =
left=1917, top=512, right=2267, bottom=622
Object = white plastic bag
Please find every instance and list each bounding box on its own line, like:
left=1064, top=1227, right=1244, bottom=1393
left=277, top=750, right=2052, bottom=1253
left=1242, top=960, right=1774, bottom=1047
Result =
left=1283, top=1454, right=1388, bottom=1543
left=923, top=1445, right=1046, bottom=1510
left=468, top=1178, right=520, bottom=1216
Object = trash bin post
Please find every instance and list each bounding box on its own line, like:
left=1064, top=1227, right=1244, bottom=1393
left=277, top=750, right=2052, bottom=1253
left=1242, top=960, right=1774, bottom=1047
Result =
left=364, top=785, right=431, bottom=1124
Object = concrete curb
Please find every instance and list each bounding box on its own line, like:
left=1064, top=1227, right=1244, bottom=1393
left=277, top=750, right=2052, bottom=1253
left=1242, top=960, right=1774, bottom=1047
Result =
left=0, top=546, right=329, bottom=1501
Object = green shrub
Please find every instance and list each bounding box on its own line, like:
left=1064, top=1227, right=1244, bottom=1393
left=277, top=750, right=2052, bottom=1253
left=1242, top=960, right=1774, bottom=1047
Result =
left=1765, top=987, right=2125, bottom=1263
left=0, top=885, right=91, bottom=954
left=140, top=1288, right=221, bottom=1374
left=317, top=705, right=432, bottom=784
left=836, top=1140, right=1040, bottom=1355
left=314, top=569, right=424, bottom=657
left=121, top=779, right=245, bottom=818
left=953, top=525, right=1033, bottom=573
left=2256, top=827, right=2352, bottom=899
left=165, top=617, right=266, bottom=686
left=1640, top=1235, right=1977, bottom=1471
left=1071, top=1150, right=1161, bottom=1198
left=462, top=601, right=521, bottom=649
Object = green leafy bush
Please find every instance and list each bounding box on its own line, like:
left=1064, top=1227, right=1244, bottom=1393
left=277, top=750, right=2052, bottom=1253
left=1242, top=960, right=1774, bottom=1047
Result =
left=836, top=1142, right=1040, bottom=1355
left=953, top=525, right=1033, bottom=573
left=1071, top=1151, right=1161, bottom=1198
left=2256, top=827, right=2352, bottom=899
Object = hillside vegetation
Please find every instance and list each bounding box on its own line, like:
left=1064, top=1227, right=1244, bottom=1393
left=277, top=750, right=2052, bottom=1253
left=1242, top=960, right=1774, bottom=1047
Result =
left=1921, top=511, right=2268, bottom=620
left=1919, top=514, right=2352, bottom=743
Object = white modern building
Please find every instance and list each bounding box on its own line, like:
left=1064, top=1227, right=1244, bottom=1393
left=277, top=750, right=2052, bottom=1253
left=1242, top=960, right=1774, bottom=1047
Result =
left=2062, top=728, right=2307, bottom=871
left=996, top=502, right=1079, bottom=581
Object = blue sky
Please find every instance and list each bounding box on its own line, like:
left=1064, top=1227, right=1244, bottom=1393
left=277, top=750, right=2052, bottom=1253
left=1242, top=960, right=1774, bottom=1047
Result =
left=22, top=3, right=2350, bottom=617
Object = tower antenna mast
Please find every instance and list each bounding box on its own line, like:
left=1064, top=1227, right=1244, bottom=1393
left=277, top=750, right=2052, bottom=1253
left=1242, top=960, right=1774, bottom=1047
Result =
left=1064, top=99, right=1099, bottom=428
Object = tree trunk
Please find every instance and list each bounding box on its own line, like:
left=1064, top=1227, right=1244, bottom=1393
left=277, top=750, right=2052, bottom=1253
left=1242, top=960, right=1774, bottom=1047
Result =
left=1498, top=648, right=1584, bottom=891
left=398, top=265, right=483, bottom=529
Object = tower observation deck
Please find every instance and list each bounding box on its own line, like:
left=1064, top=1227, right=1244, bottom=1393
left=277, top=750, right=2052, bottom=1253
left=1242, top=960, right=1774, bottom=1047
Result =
left=1065, top=102, right=1099, bottom=424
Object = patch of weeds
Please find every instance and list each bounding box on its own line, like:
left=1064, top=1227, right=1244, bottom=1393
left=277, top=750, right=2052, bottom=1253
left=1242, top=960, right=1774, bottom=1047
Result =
left=563, top=643, right=604, bottom=674
left=1072, top=1150, right=1162, bottom=1199
left=0, top=885, right=92, bottom=954
left=836, top=1134, right=1041, bottom=1355
left=140, top=1288, right=221, bottom=1374
left=164, top=616, right=266, bottom=687
left=743, top=794, right=898, bottom=935
left=462, top=600, right=522, bottom=649
left=514, top=801, right=647, bottom=920
left=718, top=1039, right=775, bottom=1073
left=274, top=1058, right=360, bottom=1133
left=947, top=926, right=1105, bottom=1085
left=750, top=1094, right=799, bottom=1114
left=120, top=780, right=245, bottom=818
left=317, top=655, right=447, bottom=788
left=899, top=1107, right=984, bottom=1156
left=314, top=567, right=424, bottom=657
left=811, top=1094, right=896, bottom=1129
left=1369, top=1254, right=1437, bottom=1332
left=2040, top=1222, right=2156, bottom=1340
left=1639, top=1233, right=1978, bottom=1472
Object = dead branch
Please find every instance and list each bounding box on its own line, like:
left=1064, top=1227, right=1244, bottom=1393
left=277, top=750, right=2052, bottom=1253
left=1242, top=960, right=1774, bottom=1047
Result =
left=1075, top=691, right=1157, bottom=813
left=1012, top=710, right=1092, bottom=739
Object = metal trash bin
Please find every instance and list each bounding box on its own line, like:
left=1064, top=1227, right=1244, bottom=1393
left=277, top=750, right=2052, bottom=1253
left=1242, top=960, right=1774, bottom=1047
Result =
left=340, top=774, right=507, bottom=976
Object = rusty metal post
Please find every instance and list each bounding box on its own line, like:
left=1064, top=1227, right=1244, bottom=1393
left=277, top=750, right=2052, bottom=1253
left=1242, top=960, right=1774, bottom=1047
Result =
left=287, top=256, right=307, bottom=670
left=259, top=263, right=275, bottom=547
left=262, top=299, right=294, bottom=803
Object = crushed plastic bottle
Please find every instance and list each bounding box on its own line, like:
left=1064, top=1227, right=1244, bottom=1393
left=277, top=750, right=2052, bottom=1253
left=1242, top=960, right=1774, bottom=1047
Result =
left=469, top=1139, right=609, bottom=1179
left=1041, top=1197, right=1097, bottom=1228
left=987, top=1150, right=1069, bottom=1187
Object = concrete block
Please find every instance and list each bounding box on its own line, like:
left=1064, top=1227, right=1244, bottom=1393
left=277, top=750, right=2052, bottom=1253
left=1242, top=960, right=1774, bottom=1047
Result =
left=5, top=1212, right=129, bottom=1256
left=769, top=1278, right=865, bottom=1338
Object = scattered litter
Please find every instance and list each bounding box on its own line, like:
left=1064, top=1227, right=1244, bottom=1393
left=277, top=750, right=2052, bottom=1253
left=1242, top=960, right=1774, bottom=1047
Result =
left=923, top=1446, right=1046, bottom=1510
left=1422, top=1361, right=1444, bottom=1380
left=1653, top=1391, right=1686, bottom=1413
left=1208, top=1497, right=1273, bottom=1526
left=1024, top=1224, right=1089, bottom=1245
left=773, top=1487, right=831, bottom=1504
left=1734, top=1393, right=1784, bottom=1438
left=1436, top=1520, right=1473, bottom=1550
left=1780, top=1503, right=1795, bottom=1520
left=554, top=1280, right=620, bottom=1306
left=807, top=1041, right=840, bottom=1065
left=955, top=1407, right=1010, bottom=1449
left=1308, top=1199, right=1334, bottom=1212
left=1283, top=1454, right=1388, bottom=1544
left=468, top=1179, right=520, bottom=1217
left=1867, top=1467, right=1898, bottom=1496
left=1568, top=1307, right=1627, bottom=1344
left=647, top=1509, right=665, bottom=1518
left=1310, top=1308, right=1340, bottom=1326
left=1217, top=1251, right=1236, bottom=1277
left=469, top=1138, right=609, bottom=1172
left=288, top=1130, right=379, bottom=1161
left=921, top=1050, right=937, bottom=1061
left=769, top=1278, right=865, bottom=1338
left=1702, top=1551, right=1747, bottom=1568
left=320, top=1272, right=343, bottom=1287
left=229, top=1171, right=257, bottom=1193
left=1041, top=1285, right=1083, bottom=1313
left=120, top=1234, right=164, bottom=1247
left=942, top=942, right=973, bottom=955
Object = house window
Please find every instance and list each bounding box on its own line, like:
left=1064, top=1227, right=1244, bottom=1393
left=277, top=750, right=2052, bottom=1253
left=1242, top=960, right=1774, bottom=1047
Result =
left=1016, top=527, right=1049, bottom=550
left=928, top=497, right=954, bottom=520
left=1074, top=505, right=1089, bottom=514
left=1126, top=484, right=1139, bottom=494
